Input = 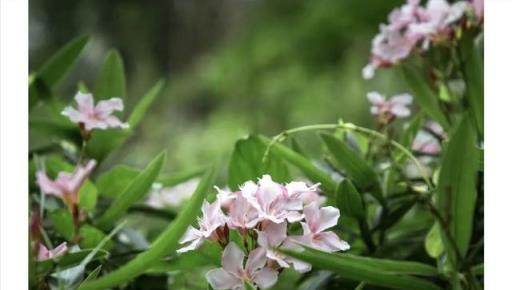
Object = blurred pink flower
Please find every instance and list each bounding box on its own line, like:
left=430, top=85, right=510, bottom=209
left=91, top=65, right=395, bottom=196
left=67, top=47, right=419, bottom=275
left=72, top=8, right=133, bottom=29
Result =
left=363, top=25, right=419, bottom=79
left=241, top=175, right=303, bottom=224
left=256, top=222, right=311, bottom=273
left=296, top=202, right=350, bottom=252
left=409, top=0, right=467, bottom=46
left=62, top=92, right=129, bottom=131
left=470, top=0, right=484, bottom=20
left=412, top=135, right=441, bottom=155
left=363, top=0, right=472, bottom=79
left=367, top=91, right=413, bottom=119
left=178, top=200, right=227, bottom=253
left=37, top=242, right=68, bottom=261
left=36, top=160, right=96, bottom=208
left=146, top=179, right=199, bottom=209
left=206, top=242, right=278, bottom=290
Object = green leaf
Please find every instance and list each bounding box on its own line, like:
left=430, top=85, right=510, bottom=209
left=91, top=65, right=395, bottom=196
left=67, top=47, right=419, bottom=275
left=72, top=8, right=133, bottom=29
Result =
left=79, top=225, right=112, bottom=251
left=459, top=32, right=484, bottom=137
left=86, top=129, right=131, bottom=162
left=257, top=135, right=336, bottom=195
left=49, top=209, right=74, bottom=241
left=96, top=152, right=166, bottom=229
left=320, top=134, right=382, bottom=202
left=336, top=179, right=365, bottom=220
left=437, top=115, right=479, bottom=264
left=157, top=166, right=206, bottom=187
left=472, top=264, right=483, bottom=276
left=281, top=248, right=441, bottom=290
left=145, top=241, right=221, bottom=273
left=57, top=249, right=109, bottom=269
left=78, top=181, right=98, bottom=211
left=425, top=223, right=444, bottom=259
left=93, top=49, right=126, bottom=100
left=228, top=135, right=289, bottom=190
left=402, top=64, right=449, bottom=128
left=79, top=265, right=102, bottom=287
left=128, top=80, right=166, bottom=128
left=96, top=166, right=140, bottom=198
left=79, top=166, right=216, bottom=290
left=37, top=35, right=89, bottom=88
left=29, top=119, right=81, bottom=145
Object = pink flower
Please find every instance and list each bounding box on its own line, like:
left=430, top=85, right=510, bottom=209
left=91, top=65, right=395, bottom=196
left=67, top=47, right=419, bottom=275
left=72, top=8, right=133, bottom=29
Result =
left=412, top=134, right=441, bottom=155
left=37, top=242, right=68, bottom=261
left=178, top=200, right=227, bottom=253
left=206, top=242, right=278, bottom=290
left=470, top=0, right=484, bottom=21
left=62, top=92, right=129, bottom=131
left=363, top=25, right=419, bottom=79
left=368, top=91, right=413, bottom=119
left=36, top=160, right=96, bottom=208
left=241, top=175, right=303, bottom=224
left=296, top=202, right=350, bottom=252
left=256, top=222, right=311, bottom=273
left=283, top=181, right=322, bottom=205
left=226, top=193, right=261, bottom=230
left=409, top=0, right=467, bottom=46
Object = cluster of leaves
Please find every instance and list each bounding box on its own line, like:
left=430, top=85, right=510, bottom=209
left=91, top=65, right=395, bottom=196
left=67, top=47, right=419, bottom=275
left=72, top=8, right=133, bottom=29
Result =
left=29, top=11, right=483, bottom=290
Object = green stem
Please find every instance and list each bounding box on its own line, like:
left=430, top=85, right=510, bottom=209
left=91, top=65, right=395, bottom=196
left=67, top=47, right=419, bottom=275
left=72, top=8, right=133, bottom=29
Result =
left=264, top=122, right=433, bottom=189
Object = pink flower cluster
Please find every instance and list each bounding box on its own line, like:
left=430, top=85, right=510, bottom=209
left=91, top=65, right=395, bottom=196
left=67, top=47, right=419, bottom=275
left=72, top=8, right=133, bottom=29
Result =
left=363, top=0, right=483, bottom=79
left=178, top=175, right=350, bottom=290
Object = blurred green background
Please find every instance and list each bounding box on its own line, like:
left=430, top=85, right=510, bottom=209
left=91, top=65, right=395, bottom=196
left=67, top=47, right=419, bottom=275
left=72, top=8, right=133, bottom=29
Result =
left=30, top=0, right=409, bottom=172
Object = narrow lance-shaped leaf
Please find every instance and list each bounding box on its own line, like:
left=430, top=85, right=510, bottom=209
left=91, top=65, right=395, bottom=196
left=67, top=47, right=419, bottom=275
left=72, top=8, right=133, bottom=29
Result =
left=96, top=152, right=166, bottom=229
left=321, top=134, right=383, bottom=203
left=128, top=80, right=165, bottom=128
left=29, top=35, right=89, bottom=108
left=281, top=248, right=441, bottom=290
left=402, top=64, right=449, bottom=129
left=93, top=49, right=126, bottom=100
left=459, top=32, right=484, bottom=137
left=228, top=135, right=289, bottom=191
left=96, top=166, right=140, bottom=198
left=157, top=166, right=207, bottom=187
left=79, top=166, right=216, bottom=290
left=257, top=135, right=336, bottom=195
left=437, top=115, right=479, bottom=265
left=336, top=179, right=365, bottom=220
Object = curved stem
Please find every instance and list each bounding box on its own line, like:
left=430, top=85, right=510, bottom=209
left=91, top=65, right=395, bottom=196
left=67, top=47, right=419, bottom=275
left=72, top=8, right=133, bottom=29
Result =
left=264, top=122, right=433, bottom=189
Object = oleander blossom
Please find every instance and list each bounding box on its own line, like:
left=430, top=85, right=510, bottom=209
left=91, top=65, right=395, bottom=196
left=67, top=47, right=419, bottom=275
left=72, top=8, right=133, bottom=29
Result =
left=37, top=242, right=68, bottom=261
left=363, top=0, right=474, bottom=79
left=206, top=242, right=278, bottom=290
left=36, top=160, right=96, bottom=208
left=62, top=91, right=129, bottom=131
left=178, top=175, right=350, bottom=289
left=293, top=202, right=351, bottom=252
left=367, top=91, right=413, bottom=121
left=178, top=200, right=227, bottom=253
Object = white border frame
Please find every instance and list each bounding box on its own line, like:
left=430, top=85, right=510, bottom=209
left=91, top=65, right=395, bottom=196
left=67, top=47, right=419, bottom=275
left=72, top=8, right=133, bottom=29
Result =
left=0, top=0, right=511, bottom=288
left=0, top=0, right=29, bottom=288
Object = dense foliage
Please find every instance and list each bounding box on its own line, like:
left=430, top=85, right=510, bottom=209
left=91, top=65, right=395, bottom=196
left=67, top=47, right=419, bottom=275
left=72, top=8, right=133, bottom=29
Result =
left=29, top=0, right=483, bottom=289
